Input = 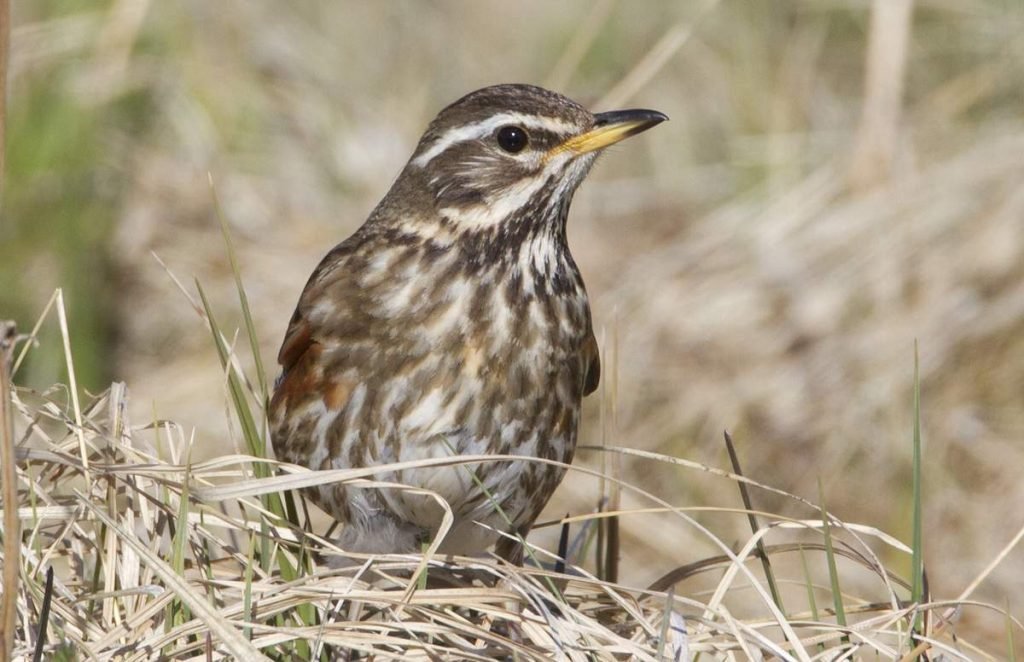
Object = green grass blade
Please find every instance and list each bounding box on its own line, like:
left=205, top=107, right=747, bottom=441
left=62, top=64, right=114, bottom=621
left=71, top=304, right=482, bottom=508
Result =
left=911, top=341, right=925, bottom=639
left=243, top=533, right=255, bottom=642
left=195, top=280, right=265, bottom=466
left=208, top=182, right=319, bottom=652
left=817, top=478, right=848, bottom=642
left=210, top=177, right=270, bottom=413
left=798, top=543, right=826, bottom=655
left=167, top=448, right=193, bottom=641
left=724, top=430, right=785, bottom=614
left=196, top=279, right=300, bottom=582
left=798, top=544, right=819, bottom=622
left=418, top=542, right=430, bottom=591
left=656, top=585, right=674, bottom=660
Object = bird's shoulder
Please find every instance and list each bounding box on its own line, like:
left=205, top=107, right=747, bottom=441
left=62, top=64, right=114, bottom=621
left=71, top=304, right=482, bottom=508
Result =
left=276, top=228, right=382, bottom=374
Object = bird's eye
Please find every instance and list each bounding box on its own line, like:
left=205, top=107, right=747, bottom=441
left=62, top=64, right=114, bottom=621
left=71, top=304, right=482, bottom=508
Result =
left=496, top=125, right=529, bottom=153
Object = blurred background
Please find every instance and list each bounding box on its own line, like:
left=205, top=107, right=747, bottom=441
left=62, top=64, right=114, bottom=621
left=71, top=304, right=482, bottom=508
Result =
left=4, top=0, right=1023, bottom=648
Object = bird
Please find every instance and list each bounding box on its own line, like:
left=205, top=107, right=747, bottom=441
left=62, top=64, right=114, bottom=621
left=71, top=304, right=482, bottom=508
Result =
left=269, top=84, right=666, bottom=563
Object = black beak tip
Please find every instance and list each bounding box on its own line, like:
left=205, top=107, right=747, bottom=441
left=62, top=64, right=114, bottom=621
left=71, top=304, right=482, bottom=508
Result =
left=594, top=108, right=669, bottom=127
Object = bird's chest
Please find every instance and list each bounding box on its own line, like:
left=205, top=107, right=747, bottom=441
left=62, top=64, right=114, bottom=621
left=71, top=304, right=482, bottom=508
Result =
left=308, top=235, right=595, bottom=536
left=371, top=258, right=590, bottom=532
left=389, top=261, right=591, bottom=455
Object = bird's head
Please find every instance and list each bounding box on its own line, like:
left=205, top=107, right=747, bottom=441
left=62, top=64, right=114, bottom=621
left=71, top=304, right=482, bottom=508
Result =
left=385, top=84, right=666, bottom=246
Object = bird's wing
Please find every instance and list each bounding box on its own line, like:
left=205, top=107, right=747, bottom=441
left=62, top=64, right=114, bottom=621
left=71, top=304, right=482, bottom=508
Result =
left=278, top=309, right=315, bottom=375
left=582, top=329, right=601, bottom=396
left=276, top=258, right=336, bottom=381
left=271, top=239, right=370, bottom=413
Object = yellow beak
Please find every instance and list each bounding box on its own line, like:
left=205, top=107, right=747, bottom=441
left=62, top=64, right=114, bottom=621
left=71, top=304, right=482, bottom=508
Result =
left=552, top=108, right=668, bottom=157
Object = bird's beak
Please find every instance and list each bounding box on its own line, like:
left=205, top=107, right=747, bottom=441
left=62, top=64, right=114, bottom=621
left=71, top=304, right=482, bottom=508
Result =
left=552, top=108, right=668, bottom=157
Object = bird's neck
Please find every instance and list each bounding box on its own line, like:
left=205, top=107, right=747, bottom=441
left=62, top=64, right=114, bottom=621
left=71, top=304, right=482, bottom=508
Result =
left=364, top=173, right=585, bottom=298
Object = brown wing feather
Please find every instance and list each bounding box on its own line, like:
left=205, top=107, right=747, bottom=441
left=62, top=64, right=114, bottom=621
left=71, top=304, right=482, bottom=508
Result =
left=275, top=239, right=357, bottom=376
left=270, top=245, right=349, bottom=415
left=278, top=316, right=314, bottom=374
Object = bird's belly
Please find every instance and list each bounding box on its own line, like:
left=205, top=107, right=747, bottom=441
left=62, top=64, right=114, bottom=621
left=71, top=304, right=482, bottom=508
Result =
left=374, top=369, right=579, bottom=545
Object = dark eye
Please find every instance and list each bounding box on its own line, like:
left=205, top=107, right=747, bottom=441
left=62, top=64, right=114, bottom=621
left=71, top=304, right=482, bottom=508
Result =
left=496, top=125, right=529, bottom=153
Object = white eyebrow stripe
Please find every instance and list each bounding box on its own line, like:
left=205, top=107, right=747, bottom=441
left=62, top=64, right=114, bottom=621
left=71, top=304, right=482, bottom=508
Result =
left=412, top=113, right=579, bottom=168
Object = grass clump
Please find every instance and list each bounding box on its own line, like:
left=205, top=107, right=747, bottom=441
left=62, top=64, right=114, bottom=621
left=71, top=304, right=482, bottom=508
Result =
left=1, top=290, right=1019, bottom=659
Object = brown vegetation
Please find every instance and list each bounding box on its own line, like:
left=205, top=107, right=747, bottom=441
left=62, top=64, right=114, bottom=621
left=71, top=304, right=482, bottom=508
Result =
left=4, top=0, right=1023, bottom=657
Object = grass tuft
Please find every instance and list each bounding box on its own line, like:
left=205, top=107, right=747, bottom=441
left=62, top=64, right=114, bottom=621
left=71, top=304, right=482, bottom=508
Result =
left=2, top=323, right=1019, bottom=657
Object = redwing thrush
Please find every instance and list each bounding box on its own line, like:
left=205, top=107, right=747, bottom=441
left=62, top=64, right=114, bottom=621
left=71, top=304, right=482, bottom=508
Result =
left=270, top=84, right=665, bottom=561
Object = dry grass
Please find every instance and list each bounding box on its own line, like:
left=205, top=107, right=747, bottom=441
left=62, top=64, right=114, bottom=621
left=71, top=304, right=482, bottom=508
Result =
left=3, top=295, right=1020, bottom=658
left=5, top=0, right=1024, bottom=658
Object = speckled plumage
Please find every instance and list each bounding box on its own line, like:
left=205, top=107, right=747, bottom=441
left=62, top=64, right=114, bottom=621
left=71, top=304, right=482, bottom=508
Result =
left=269, top=84, right=665, bottom=560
